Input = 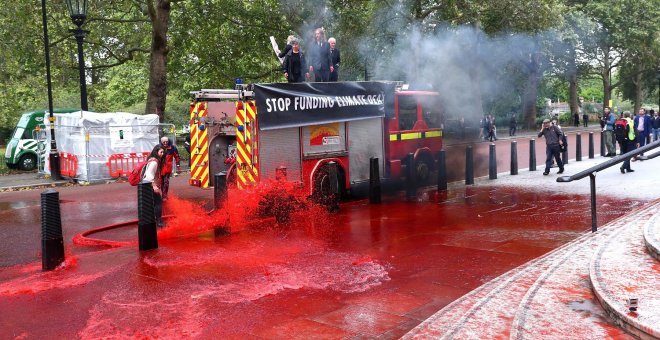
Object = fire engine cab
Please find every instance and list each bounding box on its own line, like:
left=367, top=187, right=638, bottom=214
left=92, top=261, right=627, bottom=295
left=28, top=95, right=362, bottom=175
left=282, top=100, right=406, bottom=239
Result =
left=189, top=81, right=443, bottom=199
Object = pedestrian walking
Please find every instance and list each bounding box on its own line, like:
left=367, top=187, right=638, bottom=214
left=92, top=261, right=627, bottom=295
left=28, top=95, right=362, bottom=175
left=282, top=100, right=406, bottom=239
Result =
left=650, top=110, right=660, bottom=142
left=509, top=112, right=517, bottom=136
left=617, top=112, right=635, bottom=174
left=538, top=118, right=564, bottom=175
left=633, top=108, right=651, bottom=151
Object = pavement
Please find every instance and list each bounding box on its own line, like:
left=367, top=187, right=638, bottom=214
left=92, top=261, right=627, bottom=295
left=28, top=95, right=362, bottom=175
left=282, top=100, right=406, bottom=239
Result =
left=0, top=123, right=599, bottom=192
left=1, top=128, right=659, bottom=338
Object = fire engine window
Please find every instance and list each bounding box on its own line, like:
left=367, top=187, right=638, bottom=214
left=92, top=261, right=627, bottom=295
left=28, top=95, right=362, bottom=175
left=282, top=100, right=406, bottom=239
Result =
left=421, top=98, right=444, bottom=129
left=398, top=96, right=417, bottom=131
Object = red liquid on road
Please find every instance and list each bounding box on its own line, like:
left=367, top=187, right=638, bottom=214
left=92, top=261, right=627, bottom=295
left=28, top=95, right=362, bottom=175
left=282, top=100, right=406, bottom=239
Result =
left=0, top=185, right=642, bottom=338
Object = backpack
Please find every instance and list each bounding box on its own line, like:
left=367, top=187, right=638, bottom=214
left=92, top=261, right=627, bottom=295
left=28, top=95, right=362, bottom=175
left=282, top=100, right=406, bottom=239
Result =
left=128, top=159, right=153, bottom=186
left=554, top=126, right=567, bottom=151
left=614, top=119, right=629, bottom=143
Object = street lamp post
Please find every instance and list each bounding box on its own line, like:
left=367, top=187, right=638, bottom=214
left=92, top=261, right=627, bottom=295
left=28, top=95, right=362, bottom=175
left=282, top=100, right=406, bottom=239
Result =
left=41, top=0, right=61, bottom=180
left=65, top=0, right=89, bottom=111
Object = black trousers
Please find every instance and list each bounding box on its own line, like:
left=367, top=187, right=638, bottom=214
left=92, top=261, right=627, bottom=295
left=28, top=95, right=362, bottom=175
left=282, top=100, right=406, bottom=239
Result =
left=620, top=139, right=634, bottom=171
left=329, top=70, right=338, bottom=81
left=545, top=144, right=563, bottom=172
left=153, top=192, right=163, bottom=225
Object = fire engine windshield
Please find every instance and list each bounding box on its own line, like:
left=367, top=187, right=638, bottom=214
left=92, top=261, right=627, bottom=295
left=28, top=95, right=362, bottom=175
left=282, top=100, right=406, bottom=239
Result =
left=398, top=96, right=417, bottom=131
left=11, top=127, right=25, bottom=140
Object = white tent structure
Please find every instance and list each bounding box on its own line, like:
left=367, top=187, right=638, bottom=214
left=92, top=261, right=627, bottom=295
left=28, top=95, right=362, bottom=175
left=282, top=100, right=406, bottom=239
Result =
left=43, top=111, right=163, bottom=182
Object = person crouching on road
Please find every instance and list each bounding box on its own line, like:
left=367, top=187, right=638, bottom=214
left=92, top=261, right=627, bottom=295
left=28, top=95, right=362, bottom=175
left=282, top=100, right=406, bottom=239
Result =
left=160, top=136, right=181, bottom=200
left=143, top=144, right=166, bottom=227
left=538, top=118, right=564, bottom=175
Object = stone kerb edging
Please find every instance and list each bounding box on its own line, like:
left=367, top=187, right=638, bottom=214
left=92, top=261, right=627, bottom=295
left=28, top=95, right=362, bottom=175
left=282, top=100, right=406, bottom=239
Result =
left=401, top=238, right=579, bottom=339
left=403, top=219, right=621, bottom=339
left=508, top=211, right=637, bottom=340
left=589, top=202, right=660, bottom=340
left=643, top=214, right=660, bottom=261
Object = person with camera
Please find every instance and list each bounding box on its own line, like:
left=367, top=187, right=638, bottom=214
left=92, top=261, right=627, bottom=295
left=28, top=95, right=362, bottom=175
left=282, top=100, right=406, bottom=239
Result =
left=538, top=119, right=564, bottom=176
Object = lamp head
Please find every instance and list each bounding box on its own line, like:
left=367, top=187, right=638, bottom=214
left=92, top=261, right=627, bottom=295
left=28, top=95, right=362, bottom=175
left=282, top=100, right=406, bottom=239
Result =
left=65, top=0, right=88, bottom=27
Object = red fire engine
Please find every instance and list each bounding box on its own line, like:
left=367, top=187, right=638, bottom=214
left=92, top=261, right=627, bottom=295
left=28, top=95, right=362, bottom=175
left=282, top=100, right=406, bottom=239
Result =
left=189, top=81, right=443, bottom=198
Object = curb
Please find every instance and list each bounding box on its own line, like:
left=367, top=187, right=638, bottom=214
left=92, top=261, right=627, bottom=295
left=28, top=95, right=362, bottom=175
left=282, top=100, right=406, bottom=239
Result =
left=0, top=179, right=74, bottom=192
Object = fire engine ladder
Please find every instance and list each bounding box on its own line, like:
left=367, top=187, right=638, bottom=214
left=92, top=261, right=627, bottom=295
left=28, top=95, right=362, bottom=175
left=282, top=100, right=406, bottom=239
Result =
left=191, top=86, right=254, bottom=102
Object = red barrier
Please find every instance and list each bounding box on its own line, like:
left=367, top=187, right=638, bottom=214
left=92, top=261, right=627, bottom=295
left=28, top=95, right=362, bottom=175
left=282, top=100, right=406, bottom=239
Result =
left=58, top=152, right=78, bottom=177
left=107, top=152, right=150, bottom=177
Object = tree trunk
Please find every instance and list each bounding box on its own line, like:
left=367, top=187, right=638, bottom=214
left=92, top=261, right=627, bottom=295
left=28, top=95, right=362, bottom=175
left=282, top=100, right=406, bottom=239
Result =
left=522, top=52, right=541, bottom=129
left=602, top=75, right=611, bottom=110
left=601, top=48, right=611, bottom=110
left=633, top=63, right=643, bottom=113
left=145, top=0, right=170, bottom=122
left=567, top=48, right=579, bottom=115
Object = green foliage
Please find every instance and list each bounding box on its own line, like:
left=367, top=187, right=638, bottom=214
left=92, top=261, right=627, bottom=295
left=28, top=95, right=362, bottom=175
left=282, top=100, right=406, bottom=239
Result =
left=0, top=0, right=658, bottom=128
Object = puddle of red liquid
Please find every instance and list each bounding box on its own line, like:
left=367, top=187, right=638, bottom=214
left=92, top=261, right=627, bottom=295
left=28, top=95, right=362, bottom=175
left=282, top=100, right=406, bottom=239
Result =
left=0, top=185, right=645, bottom=338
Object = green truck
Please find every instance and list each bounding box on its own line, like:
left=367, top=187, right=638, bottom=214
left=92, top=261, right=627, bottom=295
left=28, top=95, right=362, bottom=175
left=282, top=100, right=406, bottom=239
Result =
left=5, top=109, right=78, bottom=170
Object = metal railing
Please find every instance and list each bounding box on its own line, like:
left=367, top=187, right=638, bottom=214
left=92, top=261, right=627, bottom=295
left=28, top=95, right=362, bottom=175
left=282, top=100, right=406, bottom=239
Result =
left=557, top=140, right=660, bottom=232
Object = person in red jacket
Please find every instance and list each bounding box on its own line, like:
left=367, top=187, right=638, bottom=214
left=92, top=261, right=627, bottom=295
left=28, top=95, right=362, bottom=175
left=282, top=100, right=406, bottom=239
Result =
left=159, top=136, right=180, bottom=200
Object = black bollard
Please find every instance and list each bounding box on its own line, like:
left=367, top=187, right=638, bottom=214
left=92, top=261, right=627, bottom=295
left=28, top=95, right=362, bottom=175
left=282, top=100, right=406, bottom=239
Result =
left=406, top=153, right=417, bottom=198
left=600, top=131, right=606, bottom=156
left=489, top=143, right=497, bottom=180
left=437, top=150, right=447, bottom=191
left=137, top=181, right=158, bottom=251
left=562, top=137, right=568, bottom=165
left=41, top=189, right=64, bottom=271
left=588, top=132, right=594, bottom=159
left=576, top=133, right=582, bottom=161
left=369, top=157, right=381, bottom=203
left=529, top=139, right=536, bottom=171
left=327, top=162, right=340, bottom=212
left=214, top=172, right=227, bottom=210
left=510, top=141, right=518, bottom=175
left=213, top=172, right=230, bottom=235
left=465, top=146, right=474, bottom=185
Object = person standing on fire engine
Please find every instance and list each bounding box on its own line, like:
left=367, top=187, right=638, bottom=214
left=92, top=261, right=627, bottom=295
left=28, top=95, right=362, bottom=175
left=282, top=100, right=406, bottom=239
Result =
left=538, top=118, right=564, bottom=175
left=278, top=35, right=295, bottom=59
left=283, top=38, right=309, bottom=83
left=328, top=37, right=341, bottom=81
left=143, top=144, right=166, bottom=227
left=309, top=28, right=331, bottom=82
left=160, top=136, right=181, bottom=200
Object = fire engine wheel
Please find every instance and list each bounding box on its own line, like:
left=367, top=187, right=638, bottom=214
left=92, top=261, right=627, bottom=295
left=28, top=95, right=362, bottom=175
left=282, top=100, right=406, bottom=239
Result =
left=415, top=157, right=433, bottom=184
left=18, top=154, right=37, bottom=171
left=312, top=164, right=345, bottom=202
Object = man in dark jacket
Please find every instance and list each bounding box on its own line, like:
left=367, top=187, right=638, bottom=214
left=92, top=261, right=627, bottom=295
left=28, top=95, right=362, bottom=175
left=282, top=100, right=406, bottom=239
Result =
left=634, top=108, right=651, bottom=149
left=282, top=38, right=308, bottom=83
left=328, top=37, right=341, bottom=82
left=538, top=118, right=564, bottom=175
left=309, top=28, right=331, bottom=82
